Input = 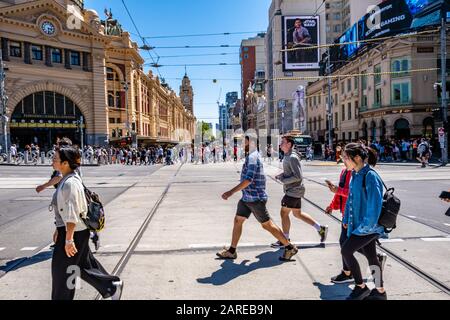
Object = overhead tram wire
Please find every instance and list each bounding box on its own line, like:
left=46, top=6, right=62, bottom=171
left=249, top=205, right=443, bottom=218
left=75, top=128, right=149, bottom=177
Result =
left=145, top=63, right=240, bottom=67
left=143, top=31, right=265, bottom=39
left=120, top=0, right=163, bottom=78
left=281, top=28, right=441, bottom=52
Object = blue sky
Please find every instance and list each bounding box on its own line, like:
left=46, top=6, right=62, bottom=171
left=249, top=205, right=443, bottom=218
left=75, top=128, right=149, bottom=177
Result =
left=85, top=0, right=271, bottom=128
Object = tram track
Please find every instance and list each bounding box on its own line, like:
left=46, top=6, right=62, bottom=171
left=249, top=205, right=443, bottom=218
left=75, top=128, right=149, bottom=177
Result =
left=94, top=164, right=184, bottom=300
left=0, top=165, right=164, bottom=280
left=265, top=171, right=450, bottom=296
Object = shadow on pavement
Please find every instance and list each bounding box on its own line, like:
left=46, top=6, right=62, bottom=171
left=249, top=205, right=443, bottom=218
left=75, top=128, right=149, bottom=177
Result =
left=197, top=251, right=284, bottom=286
left=0, top=251, right=52, bottom=274
left=313, top=282, right=352, bottom=300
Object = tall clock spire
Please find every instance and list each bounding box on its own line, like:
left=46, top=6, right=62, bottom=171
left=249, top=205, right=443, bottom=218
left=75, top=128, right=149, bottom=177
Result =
left=179, top=73, right=194, bottom=114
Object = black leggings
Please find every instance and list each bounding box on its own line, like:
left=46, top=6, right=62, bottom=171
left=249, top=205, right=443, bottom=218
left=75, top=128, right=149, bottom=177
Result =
left=341, top=233, right=383, bottom=287
left=51, top=227, right=120, bottom=300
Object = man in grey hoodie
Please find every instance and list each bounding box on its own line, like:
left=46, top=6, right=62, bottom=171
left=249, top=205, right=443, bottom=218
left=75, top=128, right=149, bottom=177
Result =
left=272, top=135, right=328, bottom=247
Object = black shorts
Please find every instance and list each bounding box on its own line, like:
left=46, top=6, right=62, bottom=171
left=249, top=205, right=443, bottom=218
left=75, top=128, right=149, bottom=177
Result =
left=281, top=195, right=302, bottom=209
left=236, top=200, right=271, bottom=224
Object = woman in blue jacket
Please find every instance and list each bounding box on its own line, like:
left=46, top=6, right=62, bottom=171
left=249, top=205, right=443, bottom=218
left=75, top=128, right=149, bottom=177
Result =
left=341, top=143, right=387, bottom=300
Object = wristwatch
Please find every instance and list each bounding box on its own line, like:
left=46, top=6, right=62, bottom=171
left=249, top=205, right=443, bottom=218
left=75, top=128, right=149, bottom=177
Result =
left=65, top=239, right=75, bottom=245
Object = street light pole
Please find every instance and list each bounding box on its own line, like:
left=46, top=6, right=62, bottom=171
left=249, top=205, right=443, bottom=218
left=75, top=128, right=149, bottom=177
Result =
left=440, top=17, right=448, bottom=165
left=121, top=80, right=131, bottom=142
left=0, top=50, right=9, bottom=157
left=326, top=48, right=333, bottom=149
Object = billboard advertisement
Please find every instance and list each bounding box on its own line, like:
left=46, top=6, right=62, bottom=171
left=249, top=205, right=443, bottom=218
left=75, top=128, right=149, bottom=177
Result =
left=358, top=0, right=442, bottom=41
left=329, top=0, right=444, bottom=68
left=282, top=16, right=320, bottom=71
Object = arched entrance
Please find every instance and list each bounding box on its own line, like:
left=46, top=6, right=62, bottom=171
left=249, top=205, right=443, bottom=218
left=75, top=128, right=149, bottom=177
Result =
left=423, top=117, right=434, bottom=139
left=394, top=118, right=411, bottom=140
left=10, top=91, right=85, bottom=150
left=370, top=121, right=377, bottom=142
left=380, top=119, right=387, bottom=142
left=362, top=122, right=368, bottom=141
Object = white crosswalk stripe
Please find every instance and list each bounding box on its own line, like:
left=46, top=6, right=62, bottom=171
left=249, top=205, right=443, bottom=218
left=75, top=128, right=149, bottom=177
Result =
left=420, top=238, right=450, bottom=242
left=20, top=247, right=38, bottom=251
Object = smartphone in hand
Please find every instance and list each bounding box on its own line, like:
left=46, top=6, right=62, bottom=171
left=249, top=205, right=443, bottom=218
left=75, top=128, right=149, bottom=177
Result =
left=439, top=191, right=450, bottom=200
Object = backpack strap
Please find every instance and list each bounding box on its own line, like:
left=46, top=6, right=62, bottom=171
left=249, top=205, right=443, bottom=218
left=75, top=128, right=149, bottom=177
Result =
left=362, top=168, right=388, bottom=191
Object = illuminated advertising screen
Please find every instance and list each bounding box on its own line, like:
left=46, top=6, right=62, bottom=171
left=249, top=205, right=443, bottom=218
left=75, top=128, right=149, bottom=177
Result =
left=282, top=16, right=320, bottom=71
left=358, top=0, right=442, bottom=41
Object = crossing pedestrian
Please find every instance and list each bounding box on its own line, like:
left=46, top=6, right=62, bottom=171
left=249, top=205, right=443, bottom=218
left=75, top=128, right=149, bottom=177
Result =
left=325, top=160, right=387, bottom=284
left=49, top=146, right=123, bottom=300
left=271, top=135, right=328, bottom=248
left=340, top=143, right=387, bottom=300
left=217, top=135, right=298, bottom=261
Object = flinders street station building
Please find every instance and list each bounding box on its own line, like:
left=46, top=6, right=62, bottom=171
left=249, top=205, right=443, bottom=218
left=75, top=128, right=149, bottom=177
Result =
left=0, top=0, right=196, bottom=148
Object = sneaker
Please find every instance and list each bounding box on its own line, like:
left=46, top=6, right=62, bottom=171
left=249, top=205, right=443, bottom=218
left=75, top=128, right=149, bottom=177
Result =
left=346, top=285, right=371, bottom=300
left=216, top=248, right=237, bottom=260
left=318, top=226, right=329, bottom=243
left=331, top=271, right=354, bottom=284
left=377, top=253, right=387, bottom=271
left=271, top=240, right=289, bottom=249
left=279, top=246, right=298, bottom=261
left=365, top=289, right=388, bottom=300
left=111, top=280, right=124, bottom=301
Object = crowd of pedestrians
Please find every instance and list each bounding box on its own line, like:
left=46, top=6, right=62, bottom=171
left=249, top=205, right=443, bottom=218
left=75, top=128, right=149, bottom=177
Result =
left=217, top=134, right=390, bottom=300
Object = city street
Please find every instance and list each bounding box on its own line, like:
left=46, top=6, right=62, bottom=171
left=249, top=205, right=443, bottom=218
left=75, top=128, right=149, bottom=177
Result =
left=0, top=161, right=448, bottom=300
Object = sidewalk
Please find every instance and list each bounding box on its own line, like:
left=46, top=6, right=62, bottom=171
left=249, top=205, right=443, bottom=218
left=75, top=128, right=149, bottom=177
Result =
left=0, top=163, right=447, bottom=300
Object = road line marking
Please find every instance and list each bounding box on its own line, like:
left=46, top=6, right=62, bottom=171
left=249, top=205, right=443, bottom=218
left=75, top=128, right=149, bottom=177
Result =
left=407, top=215, right=417, bottom=219
left=379, top=239, right=405, bottom=243
left=444, top=224, right=450, bottom=227
left=20, top=247, right=38, bottom=251
left=188, top=243, right=255, bottom=249
left=421, top=238, right=450, bottom=242
left=0, top=248, right=5, bottom=252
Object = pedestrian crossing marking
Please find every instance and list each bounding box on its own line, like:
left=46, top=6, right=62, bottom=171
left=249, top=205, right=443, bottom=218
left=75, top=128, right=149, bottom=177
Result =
left=379, top=239, right=405, bottom=243
left=20, top=247, right=38, bottom=251
left=420, top=238, right=450, bottom=242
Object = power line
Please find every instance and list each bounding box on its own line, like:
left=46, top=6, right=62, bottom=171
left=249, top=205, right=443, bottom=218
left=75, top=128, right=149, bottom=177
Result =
left=145, top=63, right=240, bottom=67
left=120, top=0, right=163, bottom=78
left=151, top=45, right=241, bottom=49
left=143, top=31, right=265, bottom=39
left=155, top=52, right=240, bottom=59
left=281, top=28, right=441, bottom=52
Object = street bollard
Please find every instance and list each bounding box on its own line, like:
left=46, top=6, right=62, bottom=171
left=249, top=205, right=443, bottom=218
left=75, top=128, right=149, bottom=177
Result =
left=90, top=155, right=94, bottom=165
left=24, top=151, right=29, bottom=164
left=7, top=153, right=11, bottom=164
left=41, top=152, right=45, bottom=164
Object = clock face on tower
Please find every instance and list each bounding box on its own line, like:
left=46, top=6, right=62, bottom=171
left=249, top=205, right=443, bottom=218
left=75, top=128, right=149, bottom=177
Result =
left=183, top=95, right=190, bottom=104
left=41, top=21, right=56, bottom=36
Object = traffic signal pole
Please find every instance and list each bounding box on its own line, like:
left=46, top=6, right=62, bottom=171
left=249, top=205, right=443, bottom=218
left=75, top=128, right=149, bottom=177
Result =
left=440, top=17, right=448, bottom=165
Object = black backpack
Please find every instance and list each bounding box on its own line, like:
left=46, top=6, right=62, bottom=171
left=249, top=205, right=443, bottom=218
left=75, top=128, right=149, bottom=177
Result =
left=363, top=170, right=401, bottom=233
left=81, top=183, right=105, bottom=232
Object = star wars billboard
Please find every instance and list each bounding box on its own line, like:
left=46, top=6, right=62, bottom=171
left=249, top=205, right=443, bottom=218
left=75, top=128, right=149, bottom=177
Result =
left=282, top=16, right=320, bottom=71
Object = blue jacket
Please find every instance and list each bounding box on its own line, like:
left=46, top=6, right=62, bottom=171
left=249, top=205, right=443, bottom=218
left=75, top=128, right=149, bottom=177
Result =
left=343, top=165, right=385, bottom=237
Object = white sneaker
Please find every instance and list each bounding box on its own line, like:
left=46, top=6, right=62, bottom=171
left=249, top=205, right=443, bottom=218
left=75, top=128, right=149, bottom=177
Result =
left=111, top=280, right=124, bottom=300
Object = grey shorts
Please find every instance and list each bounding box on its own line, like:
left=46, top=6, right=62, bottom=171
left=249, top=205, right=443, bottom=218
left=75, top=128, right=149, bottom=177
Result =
left=236, top=200, right=271, bottom=224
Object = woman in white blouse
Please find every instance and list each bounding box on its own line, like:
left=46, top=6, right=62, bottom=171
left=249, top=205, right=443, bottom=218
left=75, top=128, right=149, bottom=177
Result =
left=50, top=146, right=123, bottom=300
